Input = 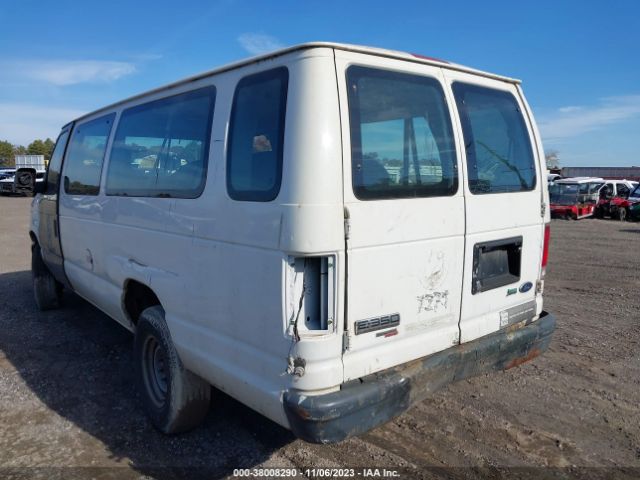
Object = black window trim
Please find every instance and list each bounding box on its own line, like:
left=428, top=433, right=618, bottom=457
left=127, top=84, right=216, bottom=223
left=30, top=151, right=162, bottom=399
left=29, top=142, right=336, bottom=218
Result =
left=346, top=65, right=459, bottom=201
left=452, top=81, right=537, bottom=196
left=226, top=66, right=289, bottom=202
left=105, top=84, right=217, bottom=199
left=45, top=124, right=73, bottom=196
left=63, top=112, right=116, bottom=196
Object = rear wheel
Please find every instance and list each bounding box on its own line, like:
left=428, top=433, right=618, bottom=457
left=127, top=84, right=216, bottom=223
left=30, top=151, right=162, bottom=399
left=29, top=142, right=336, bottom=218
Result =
left=134, top=305, right=210, bottom=434
left=618, top=208, right=628, bottom=222
left=32, top=244, right=63, bottom=310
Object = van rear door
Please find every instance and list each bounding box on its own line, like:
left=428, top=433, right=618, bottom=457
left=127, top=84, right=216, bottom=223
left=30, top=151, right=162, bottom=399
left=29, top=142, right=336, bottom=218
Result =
left=444, top=71, right=545, bottom=343
left=334, top=51, right=466, bottom=381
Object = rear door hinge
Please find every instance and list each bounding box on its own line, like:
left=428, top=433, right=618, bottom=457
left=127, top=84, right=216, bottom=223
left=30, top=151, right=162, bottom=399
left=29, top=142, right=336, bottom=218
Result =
left=540, top=202, right=546, bottom=217
left=342, top=331, right=350, bottom=352
left=343, top=207, right=351, bottom=240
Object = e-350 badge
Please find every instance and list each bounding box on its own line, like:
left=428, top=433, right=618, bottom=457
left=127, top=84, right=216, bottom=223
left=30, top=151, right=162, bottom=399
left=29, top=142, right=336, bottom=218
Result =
left=355, top=313, right=400, bottom=335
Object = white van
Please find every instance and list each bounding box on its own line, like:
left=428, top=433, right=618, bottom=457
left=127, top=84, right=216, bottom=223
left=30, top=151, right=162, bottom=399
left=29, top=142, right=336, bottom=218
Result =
left=30, top=43, right=555, bottom=443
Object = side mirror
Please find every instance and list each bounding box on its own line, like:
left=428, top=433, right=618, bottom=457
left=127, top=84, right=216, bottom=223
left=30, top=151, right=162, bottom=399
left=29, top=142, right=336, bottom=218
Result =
left=34, top=180, right=46, bottom=194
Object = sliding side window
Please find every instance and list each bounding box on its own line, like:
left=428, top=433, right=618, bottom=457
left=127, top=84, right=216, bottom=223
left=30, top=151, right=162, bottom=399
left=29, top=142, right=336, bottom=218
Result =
left=452, top=83, right=536, bottom=194
left=227, top=67, right=288, bottom=202
left=63, top=114, right=115, bottom=195
left=347, top=66, right=458, bottom=200
left=106, top=86, right=215, bottom=198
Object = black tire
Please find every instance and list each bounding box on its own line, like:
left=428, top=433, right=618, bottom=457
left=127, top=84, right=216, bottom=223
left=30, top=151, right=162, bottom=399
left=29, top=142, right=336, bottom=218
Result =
left=16, top=171, right=33, bottom=187
left=32, top=244, right=63, bottom=310
left=618, top=207, right=628, bottom=222
left=134, top=306, right=210, bottom=434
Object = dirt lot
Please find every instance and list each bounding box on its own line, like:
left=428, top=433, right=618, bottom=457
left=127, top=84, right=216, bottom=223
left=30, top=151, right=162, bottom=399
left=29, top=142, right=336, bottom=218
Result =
left=1, top=195, right=639, bottom=480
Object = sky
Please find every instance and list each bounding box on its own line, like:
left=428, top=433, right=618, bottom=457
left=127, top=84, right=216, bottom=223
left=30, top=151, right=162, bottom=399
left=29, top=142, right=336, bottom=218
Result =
left=0, top=0, right=638, bottom=167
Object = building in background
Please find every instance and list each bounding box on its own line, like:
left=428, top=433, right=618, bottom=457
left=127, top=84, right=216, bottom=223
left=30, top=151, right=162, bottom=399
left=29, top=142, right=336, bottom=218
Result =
left=561, top=166, right=640, bottom=181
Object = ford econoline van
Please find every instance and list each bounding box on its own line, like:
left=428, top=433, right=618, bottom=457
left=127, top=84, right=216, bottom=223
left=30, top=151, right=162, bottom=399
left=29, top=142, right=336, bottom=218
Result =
left=29, top=43, right=555, bottom=443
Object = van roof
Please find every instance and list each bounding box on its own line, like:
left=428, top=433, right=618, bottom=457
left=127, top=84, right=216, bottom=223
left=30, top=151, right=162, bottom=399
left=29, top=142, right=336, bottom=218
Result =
left=69, top=42, right=521, bottom=125
left=555, top=177, right=605, bottom=184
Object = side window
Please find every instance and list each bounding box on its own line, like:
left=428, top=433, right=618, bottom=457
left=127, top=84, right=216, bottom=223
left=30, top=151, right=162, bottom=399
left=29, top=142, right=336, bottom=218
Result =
left=106, top=86, right=215, bottom=198
left=347, top=66, right=458, bottom=200
left=45, top=129, right=70, bottom=195
left=453, top=83, right=536, bottom=194
left=227, top=67, right=288, bottom=202
left=63, top=114, right=115, bottom=195
left=616, top=183, right=630, bottom=198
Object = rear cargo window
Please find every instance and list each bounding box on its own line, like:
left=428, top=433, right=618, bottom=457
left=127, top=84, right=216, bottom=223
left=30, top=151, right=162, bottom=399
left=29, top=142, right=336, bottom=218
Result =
left=452, top=83, right=536, bottom=194
left=347, top=66, right=458, bottom=200
left=227, top=67, right=288, bottom=202
left=63, top=114, right=115, bottom=196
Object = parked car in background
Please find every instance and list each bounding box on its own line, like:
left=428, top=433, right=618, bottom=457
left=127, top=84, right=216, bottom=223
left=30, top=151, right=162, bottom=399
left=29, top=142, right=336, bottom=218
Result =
left=549, top=177, right=604, bottom=219
left=547, top=173, right=562, bottom=184
left=595, top=179, right=639, bottom=221
left=0, top=167, right=17, bottom=194
left=627, top=184, right=640, bottom=221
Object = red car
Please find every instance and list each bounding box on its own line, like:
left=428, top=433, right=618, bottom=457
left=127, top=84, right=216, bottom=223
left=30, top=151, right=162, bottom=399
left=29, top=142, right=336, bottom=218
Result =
left=595, top=181, right=639, bottom=221
left=549, top=178, right=604, bottom=220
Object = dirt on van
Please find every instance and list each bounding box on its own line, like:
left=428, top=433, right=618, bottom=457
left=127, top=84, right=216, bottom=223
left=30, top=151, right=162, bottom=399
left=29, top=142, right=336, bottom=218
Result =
left=0, top=195, right=639, bottom=480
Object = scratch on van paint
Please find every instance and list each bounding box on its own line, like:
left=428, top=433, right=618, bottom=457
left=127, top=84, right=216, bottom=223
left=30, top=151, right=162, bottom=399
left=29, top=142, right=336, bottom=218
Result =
left=417, top=290, right=449, bottom=314
left=421, top=251, right=446, bottom=289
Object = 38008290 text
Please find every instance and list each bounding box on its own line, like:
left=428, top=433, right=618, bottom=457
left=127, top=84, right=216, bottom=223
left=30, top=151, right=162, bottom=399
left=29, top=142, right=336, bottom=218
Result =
left=232, top=468, right=401, bottom=478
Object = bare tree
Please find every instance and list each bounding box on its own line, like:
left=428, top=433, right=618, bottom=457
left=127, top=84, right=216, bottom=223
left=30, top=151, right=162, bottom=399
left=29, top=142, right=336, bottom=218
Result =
left=545, top=150, right=560, bottom=170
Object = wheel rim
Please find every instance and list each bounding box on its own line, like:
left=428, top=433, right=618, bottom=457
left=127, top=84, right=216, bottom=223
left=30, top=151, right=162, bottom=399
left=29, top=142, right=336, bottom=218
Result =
left=142, top=335, right=168, bottom=408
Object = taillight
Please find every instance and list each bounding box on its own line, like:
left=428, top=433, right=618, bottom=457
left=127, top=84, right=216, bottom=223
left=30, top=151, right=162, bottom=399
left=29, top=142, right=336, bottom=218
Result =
left=286, top=256, right=336, bottom=336
left=541, top=224, right=551, bottom=272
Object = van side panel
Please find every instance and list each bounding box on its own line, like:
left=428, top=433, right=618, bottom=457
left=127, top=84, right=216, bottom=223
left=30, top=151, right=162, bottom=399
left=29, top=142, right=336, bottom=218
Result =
left=166, top=49, right=345, bottom=425
left=61, top=49, right=344, bottom=428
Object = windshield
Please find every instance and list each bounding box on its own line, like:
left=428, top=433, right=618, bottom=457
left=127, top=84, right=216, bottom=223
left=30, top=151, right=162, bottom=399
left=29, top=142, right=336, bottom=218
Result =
left=549, top=183, right=579, bottom=205
left=630, top=184, right=640, bottom=199
left=589, top=182, right=604, bottom=194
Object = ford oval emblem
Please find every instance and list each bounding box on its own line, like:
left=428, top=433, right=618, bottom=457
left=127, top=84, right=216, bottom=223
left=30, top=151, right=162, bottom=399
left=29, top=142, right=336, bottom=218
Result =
left=519, top=281, right=533, bottom=293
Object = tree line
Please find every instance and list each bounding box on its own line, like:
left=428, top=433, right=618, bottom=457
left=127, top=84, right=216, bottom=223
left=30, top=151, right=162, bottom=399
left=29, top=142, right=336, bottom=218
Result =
left=0, top=138, right=55, bottom=167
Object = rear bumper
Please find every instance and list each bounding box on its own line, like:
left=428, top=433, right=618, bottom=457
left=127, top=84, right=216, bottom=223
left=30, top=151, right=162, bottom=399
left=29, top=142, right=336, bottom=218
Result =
left=284, top=311, right=556, bottom=444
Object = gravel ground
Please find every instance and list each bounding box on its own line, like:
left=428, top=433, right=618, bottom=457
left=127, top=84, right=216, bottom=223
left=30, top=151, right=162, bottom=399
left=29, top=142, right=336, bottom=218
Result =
left=0, top=196, right=639, bottom=480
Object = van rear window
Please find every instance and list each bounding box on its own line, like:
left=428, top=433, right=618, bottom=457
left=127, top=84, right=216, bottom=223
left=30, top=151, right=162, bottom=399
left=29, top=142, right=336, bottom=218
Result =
left=452, top=83, right=536, bottom=194
left=347, top=66, right=458, bottom=200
